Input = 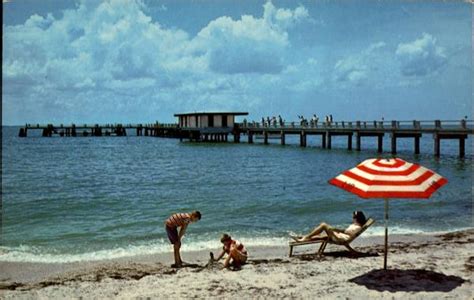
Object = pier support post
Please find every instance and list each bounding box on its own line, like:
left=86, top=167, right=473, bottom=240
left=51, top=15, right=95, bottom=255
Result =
left=378, top=135, right=383, bottom=153
left=327, top=132, right=331, bottom=149
left=248, top=131, right=253, bottom=144
left=300, top=131, right=306, bottom=147
left=459, top=137, right=465, bottom=158
left=264, top=131, right=269, bottom=145
left=322, top=133, right=326, bottom=149
left=434, top=134, right=440, bottom=157
left=356, top=133, right=361, bottom=151
left=281, top=131, right=285, bottom=145
left=347, top=134, right=352, bottom=150
left=94, top=126, right=102, bottom=136
left=233, top=133, right=239, bottom=143
left=18, top=128, right=27, bottom=137
left=391, top=133, right=397, bottom=154
left=414, top=136, right=420, bottom=154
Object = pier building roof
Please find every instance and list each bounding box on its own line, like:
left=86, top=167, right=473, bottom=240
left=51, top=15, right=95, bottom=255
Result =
left=174, top=112, right=248, bottom=117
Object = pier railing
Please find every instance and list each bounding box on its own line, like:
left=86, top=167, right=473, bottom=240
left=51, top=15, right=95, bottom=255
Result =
left=24, top=123, right=178, bottom=129
left=239, top=119, right=473, bottom=131
left=23, top=119, right=472, bottom=131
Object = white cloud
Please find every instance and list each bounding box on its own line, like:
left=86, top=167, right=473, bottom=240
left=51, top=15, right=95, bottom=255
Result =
left=284, top=58, right=323, bottom=92
left=195, top=1, right=309, bottom=74
left=333, top=42, right=386, bottom=85
left=396, top=33, right=447, bottom=76
left=333, top=57, right=367, bottom=83
left=2, top=0, right=310, bottom=123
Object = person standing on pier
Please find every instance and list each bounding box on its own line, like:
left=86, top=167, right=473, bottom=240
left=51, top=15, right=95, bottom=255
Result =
left=165, top=211, right=201, bottom=267
left=278, top=115, right=283, bottom=127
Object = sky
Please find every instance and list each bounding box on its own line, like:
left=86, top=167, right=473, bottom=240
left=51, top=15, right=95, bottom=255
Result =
left=2, top=0, right=472, bottom=125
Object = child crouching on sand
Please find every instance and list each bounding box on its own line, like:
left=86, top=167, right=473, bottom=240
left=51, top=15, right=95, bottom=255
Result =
left=213, top=233, right=248, bottom=268
left=165, top=211, right=201, bottom=267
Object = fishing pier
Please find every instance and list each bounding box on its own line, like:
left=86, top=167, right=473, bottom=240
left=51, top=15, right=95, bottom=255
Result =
left=239, top=119, right=472, bottom=158
left=18, top=114, right=473, bottom=158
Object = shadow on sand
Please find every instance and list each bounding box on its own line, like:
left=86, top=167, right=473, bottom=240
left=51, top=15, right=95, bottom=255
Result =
left=295, top=250, right=379, bottom=261
left=349, top=269, right=467, bottom=293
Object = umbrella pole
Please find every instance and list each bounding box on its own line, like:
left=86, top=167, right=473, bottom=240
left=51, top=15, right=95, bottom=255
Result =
left=384, top=198, right=389, bottom=270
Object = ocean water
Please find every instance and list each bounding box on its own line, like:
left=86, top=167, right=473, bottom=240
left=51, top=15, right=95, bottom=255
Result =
left=1, top=126, right=472, bottom=262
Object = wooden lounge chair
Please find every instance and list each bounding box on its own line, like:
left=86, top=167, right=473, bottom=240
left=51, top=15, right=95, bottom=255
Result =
left=288, top=218, right=375, bottom=257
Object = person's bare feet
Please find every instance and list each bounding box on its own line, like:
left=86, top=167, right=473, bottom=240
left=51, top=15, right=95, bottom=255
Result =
left=289, top=234, right=302, bottom=241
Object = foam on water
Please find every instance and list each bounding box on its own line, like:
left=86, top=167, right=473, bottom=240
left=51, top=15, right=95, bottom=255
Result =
left=0, top=236, right=288, bottom=263
left=1, top=226, right=470, bottom=263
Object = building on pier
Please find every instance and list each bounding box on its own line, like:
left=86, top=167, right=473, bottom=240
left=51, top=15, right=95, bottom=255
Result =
left=174, top=112, right=248, bottom=130
left=174, top=112, right=248, bottom=142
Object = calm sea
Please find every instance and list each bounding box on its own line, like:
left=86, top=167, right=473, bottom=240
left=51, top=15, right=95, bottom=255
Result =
left=1, top=126, right=472, bottom=262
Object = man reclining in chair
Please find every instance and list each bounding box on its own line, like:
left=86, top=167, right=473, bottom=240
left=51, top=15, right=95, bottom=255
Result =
left=292, top=211, right=367, bottom=243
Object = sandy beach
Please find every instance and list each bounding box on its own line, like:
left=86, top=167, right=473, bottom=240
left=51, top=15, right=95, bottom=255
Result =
left=0, top=229, right=472, bottom=299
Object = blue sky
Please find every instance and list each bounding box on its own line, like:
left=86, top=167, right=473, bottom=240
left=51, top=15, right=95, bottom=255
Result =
left=2, top=0, right=472, bottom=125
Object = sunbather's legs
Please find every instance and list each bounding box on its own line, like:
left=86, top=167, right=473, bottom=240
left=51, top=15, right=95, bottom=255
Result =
left=299, top=222, right=337, bottom=241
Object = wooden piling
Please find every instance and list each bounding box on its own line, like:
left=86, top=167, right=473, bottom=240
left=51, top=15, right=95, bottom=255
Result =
left=281, top=131, right=285, bottom=145
left=378, top=135, right=383, bottom=153
left=391, top=133, right=397, bottom=154
left=300, top=131, right=306, bottom=147
left=347, top=134, right=352, bottom=150
left=356, top=133, right=361, bottom=151
left=18, top=128, right=27, bottom=137
left=264, top=131, right=269, bottom=145
left=434, top=134, right=440, bottom=157
left=459, top=137, right=465, bottom=158
left=248, top=131, right=253, bottom=144
left=414, top=136, right=420, bottom=154
left=327, top=132, right=331, bottom=149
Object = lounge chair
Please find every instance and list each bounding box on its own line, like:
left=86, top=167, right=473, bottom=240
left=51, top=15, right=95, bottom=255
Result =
left=288, top=218, right=375, bottom=257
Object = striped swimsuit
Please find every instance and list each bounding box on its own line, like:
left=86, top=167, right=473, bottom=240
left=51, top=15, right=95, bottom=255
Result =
left=166, top=213, right=191, bottom=228
left=165, top=213, right=191, bottom=244
left=224, top=239, right=248, bottom=256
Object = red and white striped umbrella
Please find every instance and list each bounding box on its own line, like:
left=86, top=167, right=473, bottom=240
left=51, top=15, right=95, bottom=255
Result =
left=329, top=158, right=447, bottom=269
left=329, top=158, right=447, bottom=199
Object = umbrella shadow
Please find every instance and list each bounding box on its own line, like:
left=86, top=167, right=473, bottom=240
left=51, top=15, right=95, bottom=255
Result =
left=293, top=250, right=379, bottom=261
left=349, top=269, right=467, bottom=293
